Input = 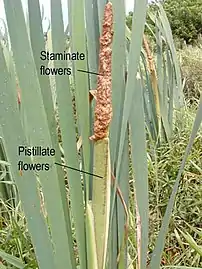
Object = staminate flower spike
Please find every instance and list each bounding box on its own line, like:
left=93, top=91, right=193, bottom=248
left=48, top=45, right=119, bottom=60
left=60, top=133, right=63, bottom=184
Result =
left=89, top=1, right=113, bottom=141
left=89, top=2, right=113, bottom=269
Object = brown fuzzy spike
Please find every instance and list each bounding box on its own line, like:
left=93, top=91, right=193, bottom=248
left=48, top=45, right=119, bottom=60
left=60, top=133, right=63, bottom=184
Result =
left=89, top=2, right=113, bottom=141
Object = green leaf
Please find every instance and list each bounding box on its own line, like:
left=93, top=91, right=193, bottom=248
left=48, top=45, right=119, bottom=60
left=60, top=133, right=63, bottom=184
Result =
left=50, top=0, right=86, bottom=268
left=0, top=250, right=27, bottom=269
left=130, top=76, right=149, bottom=269
left=3, top=1, right=76, bottom=268
left=179, top=229, right=202, bottom=256
left=116, top=0, right=148, bottom=179
left=86, top=202, right=98, bottom=269
left=110, top=0, right=126, bottom=168
left=27, top=2, right=73, bottom=255
left=69, top=0, right=91, bottom=201
left=117, top=133, right=130, bottom=269
left=0, top=41, right=55, bottom=269
left=97, top=0, right=107, bottom=35
left=85, top=0, right=99, bottom=90
left=157, top=3, right=184, bottom=109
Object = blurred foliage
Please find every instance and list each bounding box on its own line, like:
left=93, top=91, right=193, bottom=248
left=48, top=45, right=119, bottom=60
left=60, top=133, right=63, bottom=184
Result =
left=179, top=45, right=202, bottom=106
left=126, top=0, right=202, bottom=44
left=126, top=11, right=133, bottom=31
left=163, top=0, right=202, bottom=44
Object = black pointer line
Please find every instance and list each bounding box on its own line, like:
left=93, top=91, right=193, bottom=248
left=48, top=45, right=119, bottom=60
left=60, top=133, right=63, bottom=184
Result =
left=77, top=69, right=104, bottom=77
left=55, top=162, right=103, bottom=179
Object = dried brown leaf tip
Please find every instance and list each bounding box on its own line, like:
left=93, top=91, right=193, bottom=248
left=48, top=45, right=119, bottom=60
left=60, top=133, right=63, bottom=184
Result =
left=16, top=79, right=21, bottom=105
left=89, top=2, right=113, bottom=141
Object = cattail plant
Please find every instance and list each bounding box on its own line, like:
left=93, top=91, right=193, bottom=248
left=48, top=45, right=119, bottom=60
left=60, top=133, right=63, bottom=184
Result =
left=0, top=1, right=201, bottom=269
left=142, top=34, right=161, bottom=136
left=89, top=3, right=113, bottom=269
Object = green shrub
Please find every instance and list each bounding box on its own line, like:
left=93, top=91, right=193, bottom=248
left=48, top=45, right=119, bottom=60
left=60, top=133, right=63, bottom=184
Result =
left=163, top=0, right=202, bottom=44
left=126, top=0, right=202, bottom=44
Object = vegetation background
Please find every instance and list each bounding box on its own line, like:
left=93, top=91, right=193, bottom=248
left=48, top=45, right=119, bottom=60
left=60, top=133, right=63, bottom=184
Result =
left=0, top=0, right=202, bottom=268
left=126, top=0, right=202, bottom=106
